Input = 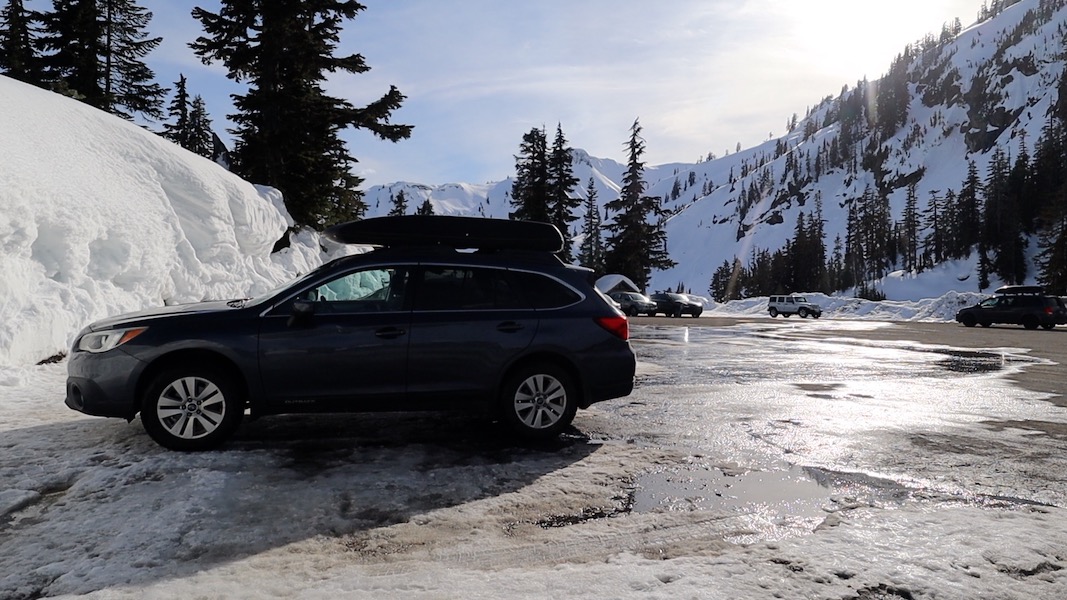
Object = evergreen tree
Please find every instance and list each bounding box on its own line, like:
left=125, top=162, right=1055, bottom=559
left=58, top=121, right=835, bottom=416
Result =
left=547, top=123, right=580, bottom=262
left=191, top=1, right=412, bottom=228
left=187, top=95, right=214, bottom=158
left=509, top=126, right=549, bottom=222
left=162, top=73, right=191, bottom=148
left=388, top=189, right=408, bottom=217
left=901, top=182, right=920, bottom=271
left=98, top=0, right=164, bottom=119
left=415, top=197, right=434, bottom=215
left=982, top=146, right=1027, bottom=283
left=38, top=0, right=164, bottom=119
left=955, top=159, right=982, bottom=257
left=603, top=119, right=675, bottom=290
left=577, top=178, right=604, bottom=272
left=0, top=0, right=41, bottom=83
left=38, top=0, right=100, bottom=103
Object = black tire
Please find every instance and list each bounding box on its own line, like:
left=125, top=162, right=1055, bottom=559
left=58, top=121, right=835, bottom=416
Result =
left=979, top=321, right=991, bottom=328
left=626, top=306, right=638, bottom=317
left=691, top=310, right=702, bottom=318
left=798, top=308, right=809, bottom=318
left=499, top=363, right=578, bottom=440
left=140, top=365, right=244, bottom=451
left=769, top=308, right=779, bottom=318
left=1023, top=316, right=1039, bottom=330
left=960, top=314, right=977, bottom=327
left=1042, top=324, right=1055, bottom=330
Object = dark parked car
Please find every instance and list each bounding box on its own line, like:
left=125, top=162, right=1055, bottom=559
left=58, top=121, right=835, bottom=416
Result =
left=66, top=216, right=637, bottom=451
left=608, top=291, right=657, bottom=316
left=649, top=292, right=703, bottom=318
left=955, top=285, right=1067, bottom=330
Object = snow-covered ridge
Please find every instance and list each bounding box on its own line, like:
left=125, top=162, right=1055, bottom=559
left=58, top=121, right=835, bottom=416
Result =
left=0, top=75, right=326, bottom=368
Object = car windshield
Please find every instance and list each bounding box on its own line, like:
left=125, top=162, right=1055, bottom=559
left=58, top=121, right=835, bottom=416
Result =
left=792, top=296, right=807, bottom=303
left=244, top=268, right=327, bottom=308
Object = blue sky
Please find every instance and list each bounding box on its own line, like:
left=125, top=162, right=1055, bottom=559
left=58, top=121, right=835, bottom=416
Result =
left=144, top=1, right=985, bottom=187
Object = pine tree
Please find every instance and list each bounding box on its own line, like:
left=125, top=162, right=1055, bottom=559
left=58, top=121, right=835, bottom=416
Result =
left=38, top=0, right=101, bottom=103
left=415, top=197, right=434, bottom=215
left=547, top=123, right=580, bottom=262
left=38, top=0, right=164, bottom=119
left=577, top=177, right=604, bottom=272
left=603, top=119, right=675, bottom=291
left=187, top=95, right=214, bottom=159
left=388, top=189, right=408, bottom=217
left=163, top=74, right=191, bottom=148
left=191, top=1, right=412, bottom=228
left=0, top=0, right=41, bottom=83
left=509, top=126, right=549, bottom=222
left=98, top=0, right=164, bottom=119
left=901, top=182, right=920, bottom=271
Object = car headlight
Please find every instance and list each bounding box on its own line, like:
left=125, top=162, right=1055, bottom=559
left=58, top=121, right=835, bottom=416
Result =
left=77, top=327, right=148, bottom=353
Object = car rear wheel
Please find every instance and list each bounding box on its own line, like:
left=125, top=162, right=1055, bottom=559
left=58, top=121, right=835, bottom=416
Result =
left=499, top=364, right=577, bottom=440
left=769, top=308, right=779, bottom=318
left=1023, top=316, right=1039, bottom=330
left=140, top=365, right=243, bottom=451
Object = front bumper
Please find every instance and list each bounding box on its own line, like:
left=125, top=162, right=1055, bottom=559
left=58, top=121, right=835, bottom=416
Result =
left=65, top=349, right=145, bottom=419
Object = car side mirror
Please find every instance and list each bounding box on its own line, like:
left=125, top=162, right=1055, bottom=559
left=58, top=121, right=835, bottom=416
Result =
left=288, top=300, right=316, bottom=327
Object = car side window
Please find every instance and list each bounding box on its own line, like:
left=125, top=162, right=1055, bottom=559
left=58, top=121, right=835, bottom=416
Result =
left=303, top=267, right=408, bottom=313
left=510, top=270, right=581, bottom=309
left=413, top=267, right=527, bottom=311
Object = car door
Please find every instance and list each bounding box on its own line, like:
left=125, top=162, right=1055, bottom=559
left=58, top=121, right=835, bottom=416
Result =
left=257, top=266, right=412, bottom=410
left=403, top=265, right=537, bottom=407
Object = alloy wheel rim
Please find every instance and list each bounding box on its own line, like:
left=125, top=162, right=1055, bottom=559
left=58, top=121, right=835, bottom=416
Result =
left=513, top=374, right=566, bottom=429
left=156, top=376, right=226, bottom=440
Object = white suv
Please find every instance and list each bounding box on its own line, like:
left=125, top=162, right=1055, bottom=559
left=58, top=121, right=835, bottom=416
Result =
left=767, top=294, right=822, bottom=319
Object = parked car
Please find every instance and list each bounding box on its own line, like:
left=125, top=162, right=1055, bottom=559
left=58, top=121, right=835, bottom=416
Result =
left=608, top=291, right=658, bottom=316
left=955, top=285, right=1067, bottom=330
left=66, top=216, right=637, bottom=451
left=649, top=292, right=703, bottom=317
left=767, top=294, right=822, bottom=318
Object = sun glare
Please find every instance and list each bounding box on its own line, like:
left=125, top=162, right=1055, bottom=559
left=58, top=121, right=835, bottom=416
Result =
left=777, top=0, right=977, bottom=81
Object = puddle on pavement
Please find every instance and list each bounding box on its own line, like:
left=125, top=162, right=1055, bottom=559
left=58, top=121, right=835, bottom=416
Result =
left=633, top=464, right=832, bottom=519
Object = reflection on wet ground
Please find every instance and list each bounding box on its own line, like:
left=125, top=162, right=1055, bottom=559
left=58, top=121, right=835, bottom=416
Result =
left=618, top=322, right=1064, bottom=530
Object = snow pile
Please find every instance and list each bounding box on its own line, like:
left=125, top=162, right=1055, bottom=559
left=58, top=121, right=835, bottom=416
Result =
left=0, top=75, right=327, bottom=367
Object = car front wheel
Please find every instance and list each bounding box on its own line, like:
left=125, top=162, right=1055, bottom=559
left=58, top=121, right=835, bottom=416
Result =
left=140, top=365, right=244, bottom=451
left=960, top=314, right=977, bottom=327
left=798, top=308, right=810, bottom=318
left=499, top=364, right=577, bottom=440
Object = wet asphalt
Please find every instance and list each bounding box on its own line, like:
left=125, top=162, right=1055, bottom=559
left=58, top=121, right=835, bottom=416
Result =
left=630, top=315, right=1067, bottom=407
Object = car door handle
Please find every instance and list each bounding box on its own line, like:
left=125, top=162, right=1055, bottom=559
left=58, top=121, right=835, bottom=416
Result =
left=497, top=321, right=524, bottom=333
left=375, top=327, right=406, bottom=339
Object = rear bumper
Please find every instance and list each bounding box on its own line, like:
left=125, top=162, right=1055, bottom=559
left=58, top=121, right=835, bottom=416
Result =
left=580, top=347, right=636, bottom=407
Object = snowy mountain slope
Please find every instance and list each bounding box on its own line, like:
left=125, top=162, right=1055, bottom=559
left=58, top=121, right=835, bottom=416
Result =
left=364, top=0, right=1067, bottom=299
left=0, top=75, right=326, bottom=367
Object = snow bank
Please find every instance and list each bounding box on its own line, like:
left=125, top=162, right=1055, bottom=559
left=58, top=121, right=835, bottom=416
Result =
left=0, top=75, right=325, bottom=367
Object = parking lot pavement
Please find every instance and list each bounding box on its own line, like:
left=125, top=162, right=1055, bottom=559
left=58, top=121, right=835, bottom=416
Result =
left=630, top=315, right=1067, bottom=407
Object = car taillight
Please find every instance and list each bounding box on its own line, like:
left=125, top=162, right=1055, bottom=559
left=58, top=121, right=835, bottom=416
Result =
left=1045, top=306, right=1054, bottom=315
left=595, top=315, right=629, bottom=340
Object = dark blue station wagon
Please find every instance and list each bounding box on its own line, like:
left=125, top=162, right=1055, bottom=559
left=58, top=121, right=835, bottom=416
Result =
left=65, top=217, right=637, bottom=450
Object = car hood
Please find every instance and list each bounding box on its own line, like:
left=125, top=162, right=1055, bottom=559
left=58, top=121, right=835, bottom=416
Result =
left=88, top=300, right=241, bottom=330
